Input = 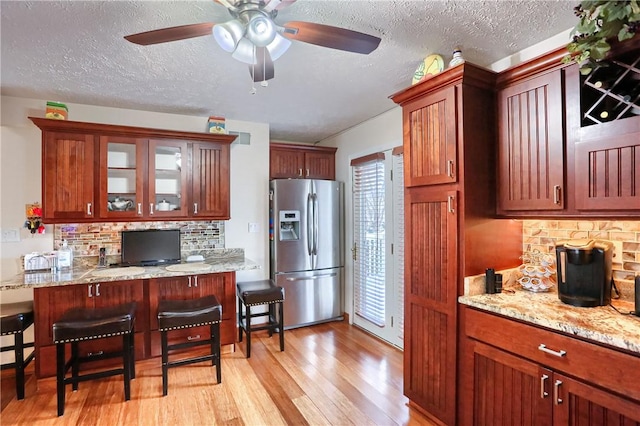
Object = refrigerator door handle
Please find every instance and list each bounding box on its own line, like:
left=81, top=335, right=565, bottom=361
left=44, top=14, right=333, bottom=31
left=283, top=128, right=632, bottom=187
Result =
left=306, top=193, right=313, bottom=256
left=285, top=272, right=338, bottom=281
left=313, top=193, right=319, bottom=255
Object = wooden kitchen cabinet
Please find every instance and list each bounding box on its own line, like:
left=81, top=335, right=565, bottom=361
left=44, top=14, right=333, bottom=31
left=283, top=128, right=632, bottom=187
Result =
left=461, top=307, right=640, bottom=426
left=148, top=272, right=235, bottom=357
left=41, top=131, right=96, bottom=221
left=401, top=86, right=457, bottom=187
left=495, top=39, right=640, bottom=216
left=30, top=117, right=236, bottom=222
left=269, top=143, right=337, bottom=180
left=403, top=186, right=458, bottom=422
left=33, top=280, right=147, bottom=378
left=497, top=69, right=565, bottom=212
left=391, top=63, right=523, bottom=425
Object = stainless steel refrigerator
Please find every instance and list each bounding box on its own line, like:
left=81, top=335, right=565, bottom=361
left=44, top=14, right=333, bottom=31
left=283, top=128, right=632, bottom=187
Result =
left=269, top=179, right=344, bottom=329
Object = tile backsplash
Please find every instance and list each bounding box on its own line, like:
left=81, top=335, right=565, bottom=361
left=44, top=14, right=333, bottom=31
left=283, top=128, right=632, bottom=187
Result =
left=54, top=221, right=225, bottom=257
left=522, top=220, right=640, bottom=294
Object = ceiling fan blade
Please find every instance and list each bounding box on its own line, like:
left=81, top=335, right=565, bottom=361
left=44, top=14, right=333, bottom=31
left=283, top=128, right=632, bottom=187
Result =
left=249, top=47, right=275, bottom=82
left=282, top=21, right=380, bottom=54
left=124, top=23, right=215, bottom=46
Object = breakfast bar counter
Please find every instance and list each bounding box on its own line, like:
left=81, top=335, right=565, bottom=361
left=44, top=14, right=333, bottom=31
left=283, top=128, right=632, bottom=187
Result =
left=0, top=249, right=260, bottom=291
left=1, top=249, right=262, bottom=379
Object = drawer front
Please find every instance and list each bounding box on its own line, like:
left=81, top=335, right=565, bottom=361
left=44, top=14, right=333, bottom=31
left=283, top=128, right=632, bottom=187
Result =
left=465, top=307, right=640, bottom=402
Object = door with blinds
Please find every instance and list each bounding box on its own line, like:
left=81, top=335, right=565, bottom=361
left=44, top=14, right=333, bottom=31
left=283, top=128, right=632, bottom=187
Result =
left=351, top=149, right=404, bottom=348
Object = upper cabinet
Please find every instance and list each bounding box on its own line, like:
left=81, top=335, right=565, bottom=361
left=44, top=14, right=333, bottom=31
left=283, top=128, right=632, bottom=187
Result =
left=497, top=69, right=565, bottom=212
left=30, top=118, right=236, bottom=223
left=270, top=143, right=336, bottom=180
left=41, top=131, right=96, bottom=221
left=496, top=38, right=640, bottom=217
left=399, top=85, right=457, bottom=187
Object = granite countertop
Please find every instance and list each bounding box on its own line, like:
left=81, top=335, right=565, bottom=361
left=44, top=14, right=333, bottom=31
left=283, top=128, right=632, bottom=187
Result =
left=459, top=284, right=640, bottom=355
left=0, top=249, right=261, bottom=291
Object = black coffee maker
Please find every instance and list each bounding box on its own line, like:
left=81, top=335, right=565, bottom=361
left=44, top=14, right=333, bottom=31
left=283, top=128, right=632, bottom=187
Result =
left=555, top=239, right=613, bottom=307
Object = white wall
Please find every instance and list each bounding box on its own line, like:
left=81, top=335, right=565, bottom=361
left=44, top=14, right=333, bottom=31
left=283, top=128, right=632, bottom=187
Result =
left=318, top=108, right=403, bottom=321
left=0, top=95, right=270, bottom=303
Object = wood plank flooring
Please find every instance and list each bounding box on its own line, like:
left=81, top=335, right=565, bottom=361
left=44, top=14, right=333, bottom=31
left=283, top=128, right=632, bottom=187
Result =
left=1, top=321, right=436, bottom=425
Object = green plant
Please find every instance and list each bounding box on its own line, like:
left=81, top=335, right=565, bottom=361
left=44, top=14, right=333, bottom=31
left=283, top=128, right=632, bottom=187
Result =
left=563, top=1, right=640, bottom=75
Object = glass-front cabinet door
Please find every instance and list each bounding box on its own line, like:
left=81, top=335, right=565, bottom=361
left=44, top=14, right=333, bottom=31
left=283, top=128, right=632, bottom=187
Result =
left=99, top=136, right=145, bottom=219
left=148, top=140, right=189, bottom=218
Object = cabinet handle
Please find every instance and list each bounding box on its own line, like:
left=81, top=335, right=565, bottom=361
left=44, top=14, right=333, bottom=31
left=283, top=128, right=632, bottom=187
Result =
left=194, top=276, right=198, bottom=287
left=447, top=160, right=454, bottom=178
left=95, top=283, right=100, bottom=296
left=553, top=185, right=561, bottom=205
left=538, top=344, right=566, bottom=357
left=540, top=374, right=549, bottom=399
left=187, top=334, right=200, bottom=341
left=447, top=195, right=455, bottom=213
left=194, top=203, right=198, bottom=215
left=554, top=379, right=563, bottom=405
left=137, top=203, right=142, bottom=215
left=149, top=203, right=154, bottom=215
left=306, top=168, right=310, bottom=177
left=88, top=284, right=93, bottom=298
left=87, top=350, right=104, bottom=357
left=298, top=168, right=303, bottom=177
left=87, top=203, right=92, bottom=216
left=188, top=276, right=192, bottom=288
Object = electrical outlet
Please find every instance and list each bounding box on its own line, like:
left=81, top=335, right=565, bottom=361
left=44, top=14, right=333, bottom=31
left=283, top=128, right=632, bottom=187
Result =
left=248, top=222, right=260, bottom=233
left=611, top=241, right=623, bottom=262
left=1, top=228, right=20, bottom=243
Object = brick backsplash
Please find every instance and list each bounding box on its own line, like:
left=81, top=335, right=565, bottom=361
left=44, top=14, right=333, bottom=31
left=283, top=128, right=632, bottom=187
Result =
left=54, top=221, right=225, bottom=256
left=522, top=220, right=640, bottom=286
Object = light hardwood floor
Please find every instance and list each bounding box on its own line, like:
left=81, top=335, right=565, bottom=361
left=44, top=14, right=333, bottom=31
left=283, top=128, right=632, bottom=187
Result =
left=1, top=321, right=436, bottom=425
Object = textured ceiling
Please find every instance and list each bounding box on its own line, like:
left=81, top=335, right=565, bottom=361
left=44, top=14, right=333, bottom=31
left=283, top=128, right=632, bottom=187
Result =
left=0, top=0, right=577, bottom=142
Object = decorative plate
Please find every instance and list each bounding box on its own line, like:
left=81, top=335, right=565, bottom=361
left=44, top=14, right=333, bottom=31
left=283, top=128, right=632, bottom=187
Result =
left=412, top=54, right=445, bottom=85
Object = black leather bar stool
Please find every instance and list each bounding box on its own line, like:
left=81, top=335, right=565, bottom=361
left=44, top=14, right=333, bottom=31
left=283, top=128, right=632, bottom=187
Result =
left=157, top=295, right=222, bottom=396
left=1, top=301, right=35, bottom=400
left=237, top=279, right=284, bottom=358
left=53, top=302, right=136, bottom=416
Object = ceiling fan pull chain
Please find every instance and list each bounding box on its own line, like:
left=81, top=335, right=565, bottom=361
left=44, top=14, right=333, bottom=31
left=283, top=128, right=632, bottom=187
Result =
left=250, top=45, right=257, bottom=94
left=261, top=47, right=268, bottom=87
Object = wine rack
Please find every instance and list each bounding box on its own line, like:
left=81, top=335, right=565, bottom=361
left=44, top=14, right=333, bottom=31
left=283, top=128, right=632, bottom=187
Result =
left=580, top=48, right=640, bottom=127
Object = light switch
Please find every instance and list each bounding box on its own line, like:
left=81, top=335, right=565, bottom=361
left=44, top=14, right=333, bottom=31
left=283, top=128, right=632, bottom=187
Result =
left=248, top=222, right=260, bottom=233
left=1, top=228, right=20, bottom=243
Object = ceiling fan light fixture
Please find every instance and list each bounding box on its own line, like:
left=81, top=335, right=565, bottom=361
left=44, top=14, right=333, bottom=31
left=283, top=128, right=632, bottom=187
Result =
left=245, top=13, right=276, bottom=47
left=213, top=19, right=245, bottom=52
left=266, top=32, right=291, bottom=61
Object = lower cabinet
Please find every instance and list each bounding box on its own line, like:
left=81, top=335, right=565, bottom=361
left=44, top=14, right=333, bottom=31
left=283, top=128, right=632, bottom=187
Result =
left=33, top=280, right=147, bottom=378
left=148, top=273, right=235, bottom=357
left=462, top=307, right=640, bottom=426
left=32, top=272, right=236, bottom=379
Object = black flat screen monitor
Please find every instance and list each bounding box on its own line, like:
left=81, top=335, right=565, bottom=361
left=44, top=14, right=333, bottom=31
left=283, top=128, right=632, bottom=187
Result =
left=121, top=229, right=181, bottom=266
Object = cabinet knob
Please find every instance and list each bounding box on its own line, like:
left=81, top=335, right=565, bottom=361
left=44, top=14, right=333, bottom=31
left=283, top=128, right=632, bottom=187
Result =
left=95, top=283, right=100, bottom=296
left=299, top=168, right=303, bottom=177
left=149, top=203, right=154, bottom=215
left=306, top=168, right=310, bottom=177
left=87, top=203, right=92, bottom=216
left=193, top=203, right=198, bottom=215
left=137, top=203, right=142, bottom=215
left=88, top=284, right=93, bottom=298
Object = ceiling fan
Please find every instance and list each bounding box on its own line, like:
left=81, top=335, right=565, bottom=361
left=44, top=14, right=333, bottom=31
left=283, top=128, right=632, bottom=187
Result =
left=124, top=0, right=382, bottom=83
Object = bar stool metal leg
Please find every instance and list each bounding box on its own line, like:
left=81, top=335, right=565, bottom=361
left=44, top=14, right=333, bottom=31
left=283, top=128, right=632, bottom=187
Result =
left=161, top=330, right=169, bottom=396
left=123, top=333, right=131, bottom=401
left=278, top=301, right=285, bottom=352
left=246, top=304, right=252, bottom=358
left=71, top=342, right=79, bottom=391
left=14, top=332, right=25, bottom=400
left=56, top=343, right=65, bottom=417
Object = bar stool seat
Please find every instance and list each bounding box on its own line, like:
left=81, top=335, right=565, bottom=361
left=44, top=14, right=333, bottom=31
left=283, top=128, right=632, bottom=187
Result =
left=157, top=295, right=222, bottom=396
left=1, top=301, right=35, bottom=400
left=237, top=279, right=285, bottom=358
left=53, top=302, right=136, bottom=416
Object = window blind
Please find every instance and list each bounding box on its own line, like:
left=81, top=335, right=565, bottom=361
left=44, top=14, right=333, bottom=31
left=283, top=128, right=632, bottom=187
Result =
left=392, top=151, right=405, bottom=343
left=353, top=155, right=386, bottom=327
